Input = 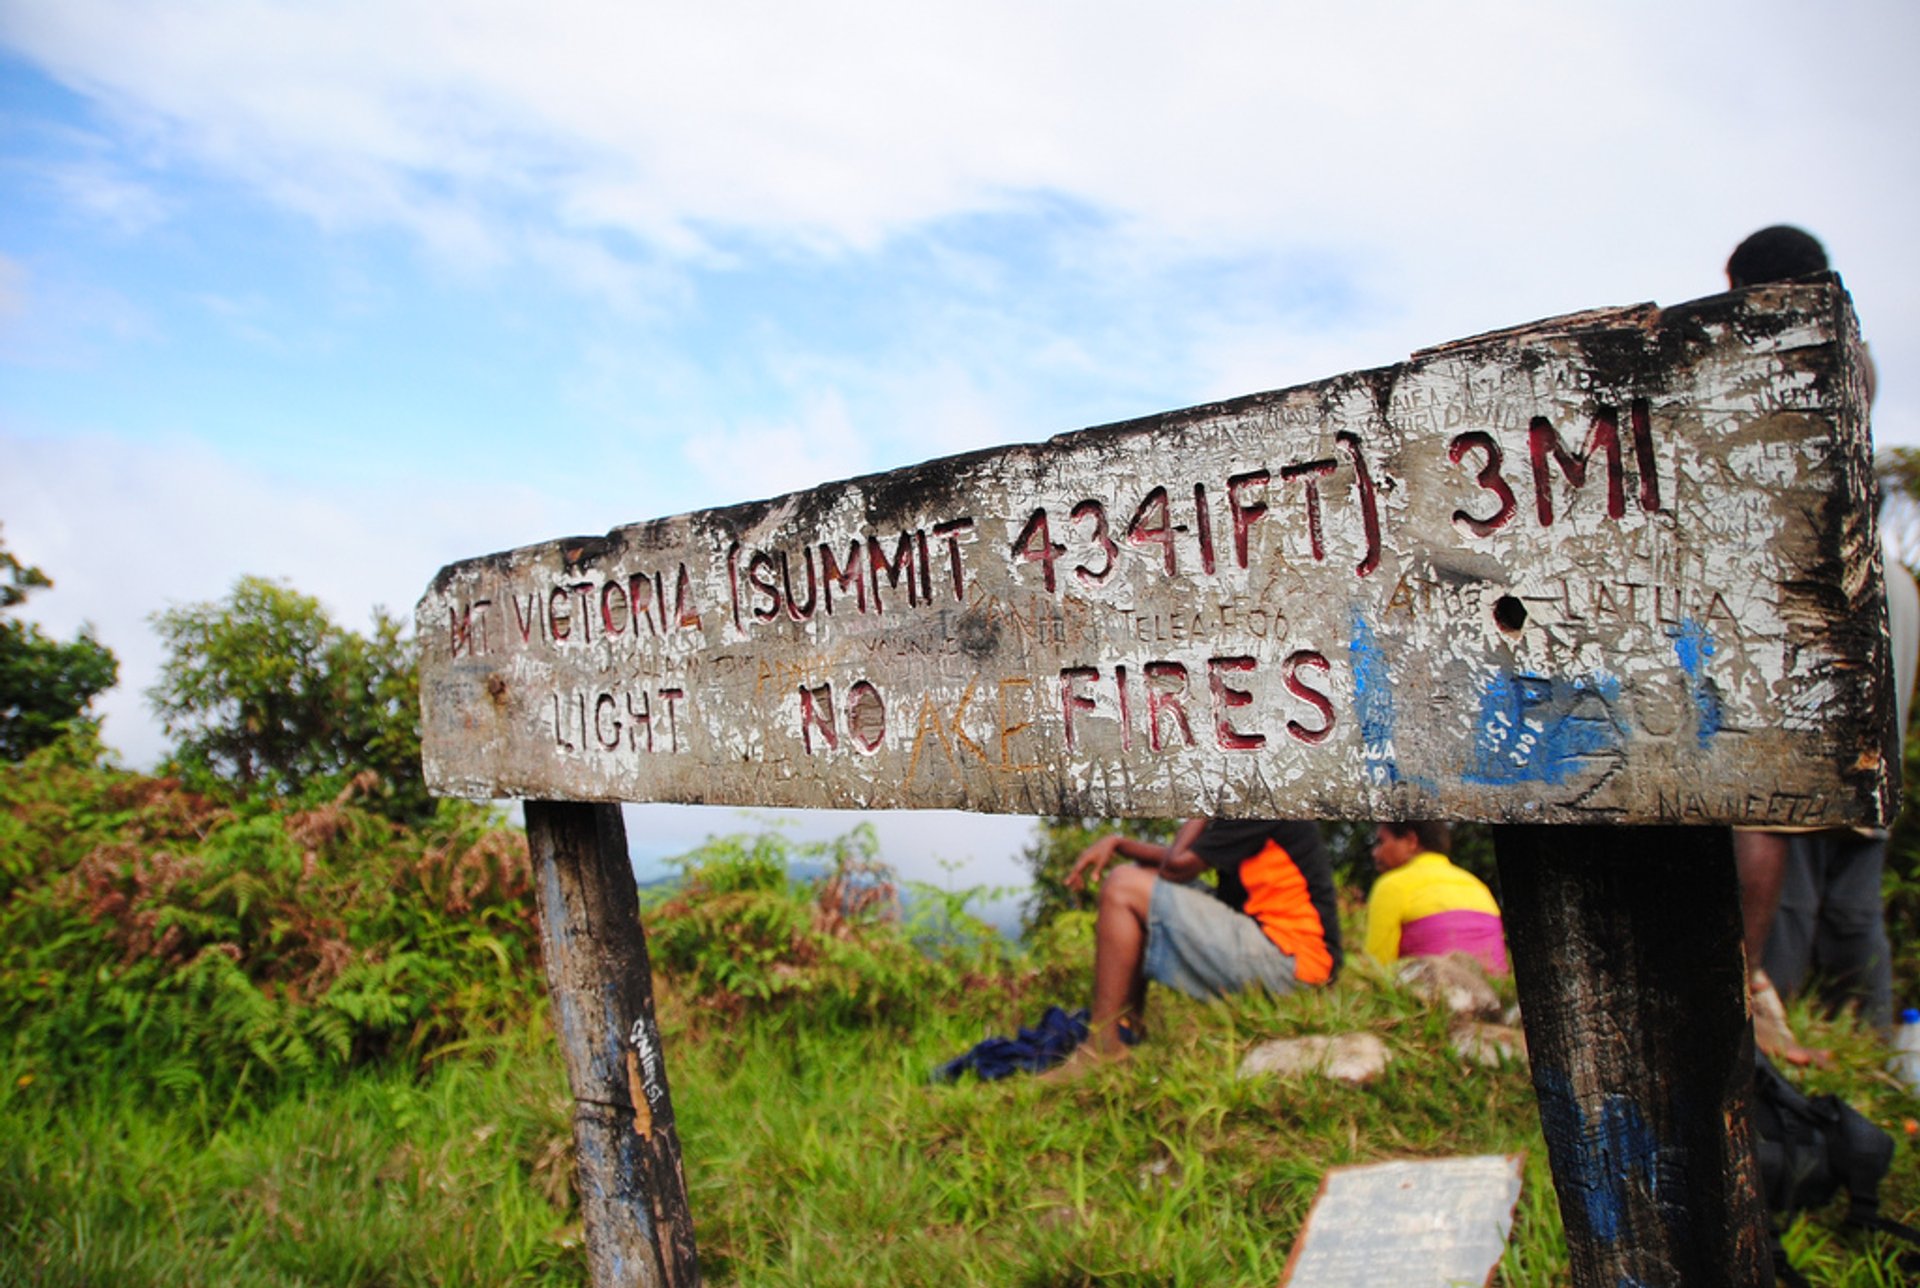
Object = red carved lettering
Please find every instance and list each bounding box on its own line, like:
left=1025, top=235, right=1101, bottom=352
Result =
left=1283, top=650, right=1334, bottom=744
left=1193, top=483, right=1216, bottom=575
left=1013, top=508, right=1065, bottom=592
left=819, top=540, right=866, bottom=615
left=594, top=693, right=622, bottom=749
left=1208, top=655, right=1266, bottom=750
left=548, top=587, right=573, bottom=641
left=1630, top=399, right=1660, bottom=513
left=1071, top=499, right=1117, bottom=586
left=571, top=583, right=595, bottom=643
left=1337, top=432, right=1381, bottom=578
left=449, top=599, right=491, bottom=659
left=1060, top=666, right=1099, bottom=752
left=626, top=691, right=653, bottom=752
left=1228, top=470, right=1269, bottom=569
left=847, top=680, right=886, bottom=753
left=1127, top=486, right=1177, bottom=576
left=1530, top=412, right=1624, bottom=527
left=801, top=684, right=836, bottom=753
left=1145, top=661, right=1194, bottom=751
left=746, top=551, right=781, bottom=622
left=1448, top=432, right=1516, bottom=537
left=934, top=518, right=976, bottom=601
left=726, top=543, right=744, bottom=633
left=658, top=688, right=684, bottom=752
left=780, top=548, right=817, bottom=622
left=1281, top=458, right=1336, bottom=561
left=673, top=564, right=702, bottom=631
left=600, top=583, right=628, bottom=637
left=868, top=532, right=918, bottom=612
left=1115, top=662, right=1133, bottom=752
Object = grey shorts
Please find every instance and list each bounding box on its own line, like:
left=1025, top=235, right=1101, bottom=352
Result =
left=1143, top=878, right=1303, bottom=1001
left=1763, top=830, right=1892, bottom=1030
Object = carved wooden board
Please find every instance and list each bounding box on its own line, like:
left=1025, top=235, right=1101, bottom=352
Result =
left=419, top=277, right=1892, bottom=826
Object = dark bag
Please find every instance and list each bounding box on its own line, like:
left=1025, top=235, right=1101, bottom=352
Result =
left=1751, top=1053, right=1918, bottom=1285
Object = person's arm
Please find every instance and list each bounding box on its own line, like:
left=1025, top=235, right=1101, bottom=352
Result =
left=1159, top=817, right=1210, bottom=883
left=1064, top=818, right=1206, bottom=892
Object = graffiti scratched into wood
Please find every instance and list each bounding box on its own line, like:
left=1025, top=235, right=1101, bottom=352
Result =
left=418, top=277, right=1892, bottom=827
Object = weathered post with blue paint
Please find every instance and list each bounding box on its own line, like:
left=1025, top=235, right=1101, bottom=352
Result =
left=417, top=274, right=1886, bottom=1286
left=1497, top=825, right=1771, bottom=1284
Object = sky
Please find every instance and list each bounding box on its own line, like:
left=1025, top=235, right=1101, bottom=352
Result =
left=3, top=1, right=1917, bottom=895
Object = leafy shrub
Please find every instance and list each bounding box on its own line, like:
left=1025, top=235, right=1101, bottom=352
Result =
left=646, top=824, right=995, bottom=1030
left=0, top=733, right=541, bottom=1106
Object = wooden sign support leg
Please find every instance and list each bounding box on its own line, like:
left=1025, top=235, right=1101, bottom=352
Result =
left=1495, top=825, right=1772, bottom=1287
left=525, top=800, right=700, bottom=1288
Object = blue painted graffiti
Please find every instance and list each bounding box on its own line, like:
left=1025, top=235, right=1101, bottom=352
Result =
left=1349, top=611, right=1399, bottom=784
left=1465, top=671, right=1623, bottom=785
left=1536, top=1071, right=1669, bottom=1247
left=1670, top=618, right=1723, bottom=749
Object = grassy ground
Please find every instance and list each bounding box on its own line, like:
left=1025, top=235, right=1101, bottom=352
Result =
left=9, top=955, right=1916, bottom=1286
left=1, top=1030, right=583, bottom=1286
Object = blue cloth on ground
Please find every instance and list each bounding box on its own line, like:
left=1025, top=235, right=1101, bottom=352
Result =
left=932, top=1006, right=1090, bottom=1082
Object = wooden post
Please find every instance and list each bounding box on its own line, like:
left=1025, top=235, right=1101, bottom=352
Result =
left=525, top=800, right=699, bottom=1288
left=1496, top=824, right=1772, bottom=1287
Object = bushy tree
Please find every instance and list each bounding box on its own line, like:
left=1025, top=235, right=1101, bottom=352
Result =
left=147, top=577, right=428, bottom=822
left=0, top=526, right=118, bottom=760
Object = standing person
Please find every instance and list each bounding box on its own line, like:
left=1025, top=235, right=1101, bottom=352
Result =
left=1725, top=224, right=1912, bottom=1040
left=1363, top=821, right=1508, bottom=975
left=1052, top=818, right=1340, bottom=1072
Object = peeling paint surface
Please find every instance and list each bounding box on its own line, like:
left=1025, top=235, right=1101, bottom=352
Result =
left=419, top=279, right=1890, bottom=827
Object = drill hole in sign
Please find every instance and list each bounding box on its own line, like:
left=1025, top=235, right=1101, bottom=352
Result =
left=1493, top=595, right=1528, bottom=633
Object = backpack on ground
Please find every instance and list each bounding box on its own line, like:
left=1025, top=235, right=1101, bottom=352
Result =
left=1751, top=1052, right=1919, bottom=1284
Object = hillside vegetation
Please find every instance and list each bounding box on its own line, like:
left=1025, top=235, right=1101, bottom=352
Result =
left=4, top=552, right=1920, bottom=1282
left=5, top=735, right=1919, bottom=1285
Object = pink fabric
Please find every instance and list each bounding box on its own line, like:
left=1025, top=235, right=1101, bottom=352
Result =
left=1400, top=910, right=1508, bottom=975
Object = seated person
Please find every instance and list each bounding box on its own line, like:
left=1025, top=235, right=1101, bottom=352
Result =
left=1057, top=818, right=1341, bottom=1068
left=1364, top=821, right=1507, bottom=975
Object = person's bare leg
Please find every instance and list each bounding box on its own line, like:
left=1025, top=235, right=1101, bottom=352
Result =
left=1733, top=829, right=1825, bottom=1066
left=1733, top=829, right=1787, bottom=964
left=1088, top=864, right=1156, bottom=1057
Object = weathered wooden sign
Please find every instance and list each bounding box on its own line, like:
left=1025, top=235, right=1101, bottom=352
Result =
left=418, top=276, right=1889, bottom=827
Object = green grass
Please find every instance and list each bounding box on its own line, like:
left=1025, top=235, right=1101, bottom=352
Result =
left=2, top=760, right=1914, bottom=1286
left=7, top=953, right=1919, bottom=1285
left=669, top=962, right=1558, bottom=1287
left=0, top=1031, right=583, bottom=1286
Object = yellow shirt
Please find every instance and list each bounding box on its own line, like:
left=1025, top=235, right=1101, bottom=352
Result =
left=1365, top=851, right=1502, bottom=966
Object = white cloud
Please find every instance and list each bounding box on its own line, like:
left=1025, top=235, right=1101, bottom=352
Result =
left=681, top=388, right=870, bottom=502
left=0, top=428, right=575, bottom=768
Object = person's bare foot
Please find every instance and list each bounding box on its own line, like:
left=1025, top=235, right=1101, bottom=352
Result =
left=1038, top=1041, right=1131, bottom=1083
left=1750, top=970, right=1831, bottom=1068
